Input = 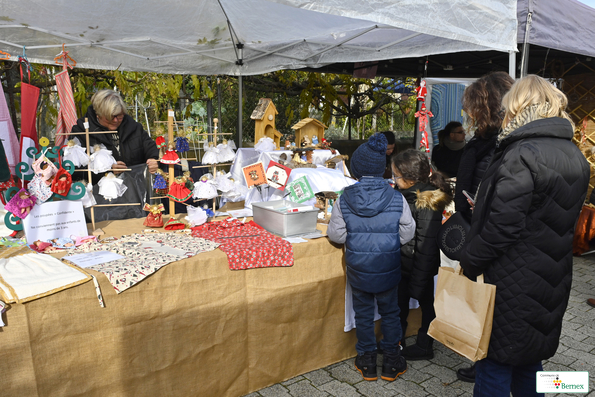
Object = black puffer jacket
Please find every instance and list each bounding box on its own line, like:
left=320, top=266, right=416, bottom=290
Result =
left=70, top=105, right=159, bottom=166
left=460, top=117, right=590, bottom=366
left=454, top=135, right=496, bottom=223
left=399, top=182, right=452, bottom=299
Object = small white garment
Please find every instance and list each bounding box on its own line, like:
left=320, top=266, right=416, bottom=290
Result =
left=97, top=173, right=127, bottom=200
left=227, top=140, right=237, bottom=150
left=214, top=171, right=234, bottom=193
left=192, top=177, right=218, bottom=200
left=254, top=137, right=276, bottom=152
left=222, top=180, right=248, bottom=202
left=185, top=205, right=208, bottom=227
left=201, top=145, right=220, bottom=165
left=0, top=253, right=90, bottom=303
left=63, top=137, right=89, bottom=167
left=89, top=144, right=117, bottom=174
left=216, top=142, right=236, bottom=163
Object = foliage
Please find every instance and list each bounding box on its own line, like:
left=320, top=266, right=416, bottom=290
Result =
left=1, top=61, right=416, bottom=144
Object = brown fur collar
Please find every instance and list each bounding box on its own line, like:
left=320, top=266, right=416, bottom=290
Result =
left=415, top=189, right=452, bottom=212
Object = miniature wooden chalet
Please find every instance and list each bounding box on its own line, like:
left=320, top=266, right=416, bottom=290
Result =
left=251, top=98, right=282, bottom=149
left=291, top=118, right=327, bottom=147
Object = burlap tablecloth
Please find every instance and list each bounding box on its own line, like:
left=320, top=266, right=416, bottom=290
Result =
left=1, top=218, right=358, bottom=397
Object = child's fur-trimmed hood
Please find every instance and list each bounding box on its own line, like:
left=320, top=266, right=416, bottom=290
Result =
left=415, top=189, right=452, bottom=212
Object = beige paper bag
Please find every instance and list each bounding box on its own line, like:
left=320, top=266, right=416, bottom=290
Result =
left=428, top=265, right=496, bottom=362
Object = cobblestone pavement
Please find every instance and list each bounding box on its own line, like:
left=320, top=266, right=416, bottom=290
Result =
left=246, top=255, right=595, bottom=397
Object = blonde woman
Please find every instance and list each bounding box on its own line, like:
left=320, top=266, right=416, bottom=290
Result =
left=460, top=75, right=590, bottom=396
left=70, top=89, right=159, bottom=174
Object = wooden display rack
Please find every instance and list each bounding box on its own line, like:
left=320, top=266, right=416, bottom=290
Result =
left=152, top=111, right=233, bottom=218
left=65, top=118, right=140, bottom=231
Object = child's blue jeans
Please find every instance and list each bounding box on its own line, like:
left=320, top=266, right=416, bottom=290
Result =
left=351, top=284, right=402, bottom=354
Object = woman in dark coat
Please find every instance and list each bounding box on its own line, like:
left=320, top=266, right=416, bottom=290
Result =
left=70, top=89, right=159, bottom=174
left=455, top=72, right=514, bottom=224
left=460, top=75, right=590, bottom=397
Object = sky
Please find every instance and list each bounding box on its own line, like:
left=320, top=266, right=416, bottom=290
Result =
left=578, top=0, right=595, bottom=7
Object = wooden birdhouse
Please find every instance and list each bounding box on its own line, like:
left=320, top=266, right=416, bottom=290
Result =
left=291, top=118, right=327, bottom=148
left=251, top=98, right=282, bottom=149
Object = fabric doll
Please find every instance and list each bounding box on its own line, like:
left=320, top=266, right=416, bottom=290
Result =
left=143, top=203, right=165, bottom=228
left=98, top=172, right=127, bottom=201
left=80, top=183, right=97, bottom=208
left=63, top=138, right=89, bottom=167
left=216, top=139, right=236, bottom=163
left=51, top=168, right=73, bottom=196
left=153, top=169, right=168, bottom=191
left=311, top=135, right=319, bottom=145
left=254, top=137, right=276, bottom=152
left=89, top=144, right=117, bottom=174
left=185, top=205, right=208, bottom=227
left=5, top=188, right=37, bottom=219
left=160, top=145, right=180, bottom=164
left=32, top=153, right=58, bottom=184
left=192, top=174, right=218, bottom=200
left=227, top=139, right=237, bottom=150
left=49, top=237, right=76, bottom=249
left=175, top=133, right=190, bottom=153
left=167, top=175, right=193, bottom=202
left=201, top=144, right=220, bottom=165
left=155, top=135, right=166, bottom=149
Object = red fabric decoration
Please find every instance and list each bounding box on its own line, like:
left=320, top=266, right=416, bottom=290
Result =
left=164, top=218, right=186, bottom=230
left=51, top=167, right=72, bottom=196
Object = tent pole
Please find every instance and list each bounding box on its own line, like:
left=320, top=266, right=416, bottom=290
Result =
left=509, top=51, right=516, bottom=80
left=238, top=73, right=243, bottom=148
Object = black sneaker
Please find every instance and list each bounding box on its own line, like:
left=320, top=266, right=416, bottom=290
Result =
left=381, top=350, right=407, bottom=381
left=401, top=343, right=434, bottom=361
left=355, top=351, right=378, bottom=381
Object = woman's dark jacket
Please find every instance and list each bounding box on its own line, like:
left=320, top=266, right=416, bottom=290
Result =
left=70, top=105, right=159, bottom=166
left=399, top=182, right=451, bottom=299
left=460, top=117, right=590, bottom=366
left=454, top=135, right=497, bottom=223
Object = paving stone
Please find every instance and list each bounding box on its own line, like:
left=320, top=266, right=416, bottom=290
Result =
left=259, top=384, right=291, bottom=397
left=286, top=380, right=329, bottom=397
left=420, top=376, right=467, bottom=396
left=355, top=380, right=401, bottom=397
left=281, top=375, right=304, bottom=386
left=546, top=352, right=578, bottom=366
left=327, top=362, right=364, bottom=385
left=382, top=379, right=427, bottom=397
left=419, top=363, right=459, bottom=383
left=318, top=379, right=361, bottom=397
left=251, top=256, right=595, bottom=397
left=303, top=369, right=333, bottom=387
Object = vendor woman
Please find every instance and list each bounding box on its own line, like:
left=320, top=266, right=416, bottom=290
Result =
left=70, top=89, right=159, bottom=174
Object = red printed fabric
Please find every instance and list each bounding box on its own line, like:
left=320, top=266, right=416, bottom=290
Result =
left=191, top=218, right=293, bottom=270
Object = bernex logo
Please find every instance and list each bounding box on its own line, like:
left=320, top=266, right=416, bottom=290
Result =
left=537, top=371, right=589, bottom=393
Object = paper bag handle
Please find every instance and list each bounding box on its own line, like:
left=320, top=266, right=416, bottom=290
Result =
left=454, top=264, right=485, bottom=284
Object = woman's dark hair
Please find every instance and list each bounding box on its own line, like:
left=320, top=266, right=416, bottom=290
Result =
left=379, top=130, right=396, bottom=145
left=392, top=149, right=453, bottom=195
left=462, top=71, right=514, bottom=139
left=437, top=121, right=463, bottom=146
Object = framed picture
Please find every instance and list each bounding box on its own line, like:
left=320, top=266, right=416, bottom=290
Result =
left=265, top=161, right=292, bottom=191
left=242, top=161, right=267, bottom=188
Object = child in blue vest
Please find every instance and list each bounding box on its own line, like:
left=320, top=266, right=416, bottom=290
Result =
left=328, top=133, right=416, bottom=382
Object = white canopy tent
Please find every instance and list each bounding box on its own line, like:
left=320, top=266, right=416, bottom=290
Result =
left=0, top=0, right=517, bottom=76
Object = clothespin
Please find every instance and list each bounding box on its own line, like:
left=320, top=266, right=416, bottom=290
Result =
left=0, top=50, right=10, bottom=60
left=54, top=43, right=76, bottom=71
left=18, top=46, right=32, bottom=71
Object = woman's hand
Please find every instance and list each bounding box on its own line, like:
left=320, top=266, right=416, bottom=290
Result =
left=112, top=161, right=128, bottom=175
left=146, top=158, right=158, bottom=174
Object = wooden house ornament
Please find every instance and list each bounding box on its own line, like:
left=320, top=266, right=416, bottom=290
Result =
left=251, top=98, right=282, bottom=149
left=291, top=118, right=327, bottom=148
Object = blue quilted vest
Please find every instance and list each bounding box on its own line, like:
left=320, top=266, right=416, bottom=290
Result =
left=341, top=177, right=403, bottom=293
